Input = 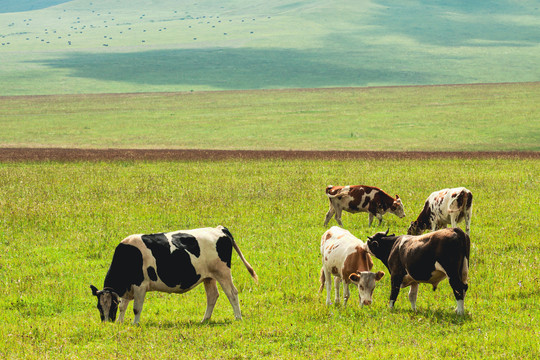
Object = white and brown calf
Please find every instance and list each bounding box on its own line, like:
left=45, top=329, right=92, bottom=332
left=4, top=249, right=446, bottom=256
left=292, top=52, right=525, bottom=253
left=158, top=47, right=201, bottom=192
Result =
left=319, top=226, right=384, bottom=307
left=90, top=226, right=258, bottom=324
left=408, top=187, right=473, bottom=235
left=324, top=185, right=405, bottom=227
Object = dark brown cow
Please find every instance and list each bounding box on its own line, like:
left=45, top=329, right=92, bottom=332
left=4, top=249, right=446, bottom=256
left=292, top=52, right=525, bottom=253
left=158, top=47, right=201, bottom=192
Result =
left=366, top=228, right=470, bottom=315
left=324, top=185, right=405, bottom=227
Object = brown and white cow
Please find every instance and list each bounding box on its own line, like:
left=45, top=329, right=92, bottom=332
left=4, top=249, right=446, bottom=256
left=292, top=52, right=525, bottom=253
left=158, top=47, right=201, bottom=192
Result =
left=366, top=228, right=470, bottom=315
left=90, top=226, right=258, bottom=324
left=324, top=185, right=405, bottom=227
left=408, top=187, right=473, bottom=235
left=319, top=226, right=384, bottom=307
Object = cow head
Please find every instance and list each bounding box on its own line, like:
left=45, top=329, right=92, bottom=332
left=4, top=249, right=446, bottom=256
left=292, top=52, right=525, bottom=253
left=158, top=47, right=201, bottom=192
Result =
left=90, top=285, right=119, bottom=322
left=389, top=195, right=405, bottom=218
left=407, top=221, right=425, bottom=235
left=349, top=271, right=385, bottom=306
left=366, top=229, right=395, bottom=257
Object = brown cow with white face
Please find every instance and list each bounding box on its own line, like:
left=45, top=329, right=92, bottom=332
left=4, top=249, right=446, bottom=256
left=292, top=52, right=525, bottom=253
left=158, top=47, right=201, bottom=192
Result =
left=319, top=226, right=384, bottom=307
left=324, top=185, right=405, bottom=227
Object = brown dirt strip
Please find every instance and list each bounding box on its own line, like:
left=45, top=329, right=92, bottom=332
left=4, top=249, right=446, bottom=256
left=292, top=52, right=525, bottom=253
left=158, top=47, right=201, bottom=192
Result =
left=0, top=148, right=538, bottom=162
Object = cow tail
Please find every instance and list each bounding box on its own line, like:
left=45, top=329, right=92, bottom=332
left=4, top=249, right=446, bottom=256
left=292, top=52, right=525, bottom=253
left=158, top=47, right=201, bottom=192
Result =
left=461, top=231, right=471, bottom=284
left=319, top=268, right=325, bottom=293
left=222, top=227, right=259, bottom=284
left=462, top=191, right=470, bottom=214
left=448, top=191, right=468, bottom=214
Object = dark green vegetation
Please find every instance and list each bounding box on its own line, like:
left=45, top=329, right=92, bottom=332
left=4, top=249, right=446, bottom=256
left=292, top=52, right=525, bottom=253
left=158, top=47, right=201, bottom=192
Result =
left=1, top=83, right=539, bottom=151
left=0, top=159, right=538, bottom=358
left=1, top=0, right=539, bottom=95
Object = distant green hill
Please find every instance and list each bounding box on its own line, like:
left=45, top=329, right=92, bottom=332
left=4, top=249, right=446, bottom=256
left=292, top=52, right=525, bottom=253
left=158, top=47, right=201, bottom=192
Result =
left=0, top=1, right=71, bottom=13
left=0, top=0, right=539, bottom=95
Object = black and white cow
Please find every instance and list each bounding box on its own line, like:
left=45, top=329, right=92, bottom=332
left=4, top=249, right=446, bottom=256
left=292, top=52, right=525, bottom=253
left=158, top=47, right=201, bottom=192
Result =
left=90, top=226, right=258, bottom=324
left=366, top=228, right=470, bottom=315
left=408, top=187, right=473, bottom=235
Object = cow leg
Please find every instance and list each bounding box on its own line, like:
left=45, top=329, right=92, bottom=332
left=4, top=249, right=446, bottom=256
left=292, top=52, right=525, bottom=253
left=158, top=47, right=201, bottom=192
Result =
left=324, top=269, right=332, bottom=306
left=376, top=213, right=383, bottom=226
left=389, top=273, right=405, bottom=310
left=408, top=283, right=419, bottom=312
left=448, top=274, right=468, bottom=316
left=117, top=297, right=131, bottom=323
left=201, top=278, right=219, bottom=322
left=132, top=287, right=146, bottom=325
left=368, top=213, right=374, bottom=227
left=343, top=283, right=351, bottom=307
left=334, top=208, right=344, bottom=227
left=464, top=208, right=472, bottom=235
left=216, top=273, right=242, bottom=320
left=450, top=213, right=459, bottom=228
left=324, top=204, right=335, bottom=227
left=334, top=277, right=341, bottom=305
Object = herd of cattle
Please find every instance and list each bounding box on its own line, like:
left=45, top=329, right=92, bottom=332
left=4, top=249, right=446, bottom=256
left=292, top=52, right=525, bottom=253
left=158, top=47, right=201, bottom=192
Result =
left=91, top=185, right=473, bottom=324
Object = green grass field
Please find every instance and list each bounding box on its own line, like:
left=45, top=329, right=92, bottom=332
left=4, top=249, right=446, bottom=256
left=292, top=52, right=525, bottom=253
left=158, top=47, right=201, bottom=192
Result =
left=1, top=2, right=539, bottom=358
left=0, top=158, right=538, bottom=358
left=1, top=83, right=539, bottom=151
left=1, top=0, right=539, bottom=95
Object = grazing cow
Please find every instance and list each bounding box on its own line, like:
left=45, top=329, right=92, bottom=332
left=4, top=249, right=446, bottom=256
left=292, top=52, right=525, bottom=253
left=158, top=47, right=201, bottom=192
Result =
left=408, top=187, right=473, bottom=235
left=366, top=228, right=470, bottom=315
left=319, top=226, right=385, bottom=307
left=90, top=226, right=258, bottom=324
left=324, top=185, right=405, bottom=227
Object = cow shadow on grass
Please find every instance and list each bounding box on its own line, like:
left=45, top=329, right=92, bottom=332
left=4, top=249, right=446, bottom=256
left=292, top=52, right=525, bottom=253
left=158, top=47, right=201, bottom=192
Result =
left=322, top=304, right=471, bottom=326
left=140, top=318, right=234, bottom=329
left=390, top=307, right=472, bottom=325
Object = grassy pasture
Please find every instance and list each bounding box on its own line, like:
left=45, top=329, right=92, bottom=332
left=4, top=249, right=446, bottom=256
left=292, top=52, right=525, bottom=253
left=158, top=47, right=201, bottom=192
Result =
left=1, top=0, right=539, bottom=95
left=1, top=82, right=539, bottom=151
left=0, top=158, right=538, bottom=358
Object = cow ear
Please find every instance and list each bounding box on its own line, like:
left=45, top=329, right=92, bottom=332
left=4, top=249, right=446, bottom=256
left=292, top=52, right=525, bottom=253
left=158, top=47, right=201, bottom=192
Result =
left=111, top=292, right=120, bottom=304
left=375, top=271, right=385, bottom=281
left=349, top=273, right=360, bottom=283
left=395, top=194, right=400, bottom=199
left=90, top=285, right=99, bottom=296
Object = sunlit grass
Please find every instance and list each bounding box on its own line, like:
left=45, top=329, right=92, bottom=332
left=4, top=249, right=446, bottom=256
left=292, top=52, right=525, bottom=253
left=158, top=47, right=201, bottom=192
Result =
left=0, top=158, right=538, bottom=358
left=1, top=83, right=539, bottom=151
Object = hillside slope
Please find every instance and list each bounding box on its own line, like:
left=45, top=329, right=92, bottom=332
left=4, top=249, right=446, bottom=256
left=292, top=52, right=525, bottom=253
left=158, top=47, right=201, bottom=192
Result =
left=0, top=0, right=539, bottom=95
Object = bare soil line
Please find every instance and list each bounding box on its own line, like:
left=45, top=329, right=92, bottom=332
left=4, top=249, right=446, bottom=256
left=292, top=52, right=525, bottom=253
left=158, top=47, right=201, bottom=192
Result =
left=0, top=148, right=538, bottom=162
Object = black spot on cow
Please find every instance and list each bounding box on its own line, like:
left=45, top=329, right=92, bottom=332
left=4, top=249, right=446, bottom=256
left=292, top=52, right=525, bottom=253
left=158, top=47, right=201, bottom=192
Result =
left=216, top=235, right=233, bottom=268
left=103, top=243, right=144, bottom=297
left=349, top=200, right=360, bottom=212
left=171, top=233, right=200, bottom=257
left=142, top=233, right=201, bottom=290
left=147, top=266, right=157, bottom=281
left=362, top=196, right=371, bottom=208
left=455, top=192, right=465, bottom=208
